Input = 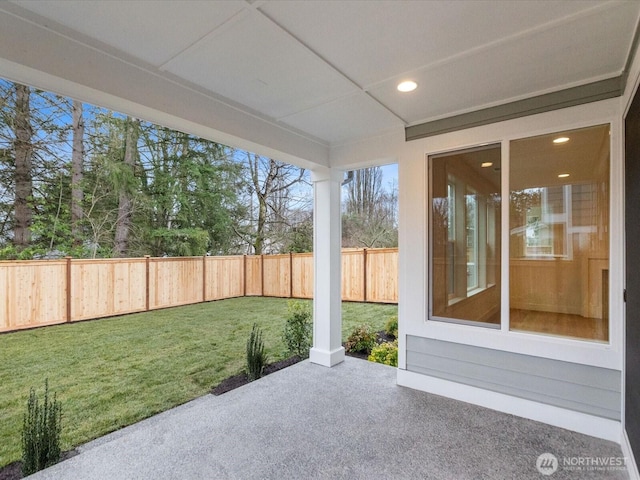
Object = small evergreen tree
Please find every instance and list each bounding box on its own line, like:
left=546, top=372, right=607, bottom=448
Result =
left=22, top=379, right=62, bottom=476
left=246, top=323, right=268, bottom=381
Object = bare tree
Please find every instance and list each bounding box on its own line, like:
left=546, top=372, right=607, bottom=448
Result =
left=113, top=117, right=139, bottom=257
left=342, top=167, right=397, bottom=248
left=240, top=153, right=306, bottom=254
left=13, top=83, right=33, bottom=249
left=71, top=100, right=84, bottom=246
left=344, top=166, right=383, bottom=218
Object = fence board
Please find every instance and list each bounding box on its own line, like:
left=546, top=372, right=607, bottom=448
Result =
left=291, top=253, right=313, bottom=298
left=0, top=260, right=67, bottom=331
left=342, top=249, right=366, bottom=301
left=205, top=256, right=244, bottom=300
left=70, top=258, right=147, bottom=321
left=0, top=248, right=398, bottom=333
left=245, top=256, right=263, bottom=296
left=366, top=248, right=398, bottom=303
left=148, top=257, right=203, bottom=309
left=263, top=254, right=291, bottom=297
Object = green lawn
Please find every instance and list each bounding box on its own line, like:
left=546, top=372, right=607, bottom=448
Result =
left=0, top=297, right=396, bottom=467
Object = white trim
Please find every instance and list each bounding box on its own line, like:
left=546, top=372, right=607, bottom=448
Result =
left=623, top=430, right=640, bottom=480
left=310, top=167, right=343, bottom=369
left=501, top=140, right=510, bottom=333
left=397, top=369, right=621, bottom=443
left=397, top=149, right=426, bottom=370
left=309, top=347, right=345, bottom=367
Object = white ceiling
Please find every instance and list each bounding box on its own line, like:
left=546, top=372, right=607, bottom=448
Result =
left=0, top=0, right=638, bottom=165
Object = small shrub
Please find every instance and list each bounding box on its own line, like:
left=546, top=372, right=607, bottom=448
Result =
left=368, top=341, right=398, bottom=367
left=384, top=316, right=398, bottom=339
left=246, top=323, right=268, bottom=382
left=345, top=324, right=377, bottom=354
left=283, top=300, right=312, bottom=359
left=22, top=379, right=62, bottom=476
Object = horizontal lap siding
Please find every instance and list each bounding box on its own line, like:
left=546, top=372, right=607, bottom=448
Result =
left=406, top=335, right=621, bottom=420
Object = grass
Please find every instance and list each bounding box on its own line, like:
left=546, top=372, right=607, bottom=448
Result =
left=0, top=297, right=397, bottom=467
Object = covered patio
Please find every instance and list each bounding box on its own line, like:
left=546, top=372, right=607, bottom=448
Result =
left=2, top=1, right=640, bottom=478
left=28, top=358, right=626, bottom=480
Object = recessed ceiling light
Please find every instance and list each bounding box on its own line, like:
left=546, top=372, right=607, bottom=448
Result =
left=553, top=137, right=570, bottom=144
left=397, top=81, right=417, bottom=93
left=558, top=173, right=570, bottom=178
left=481, top=162, right=493, bottom=168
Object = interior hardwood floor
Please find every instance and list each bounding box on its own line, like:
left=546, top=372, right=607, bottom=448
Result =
left=444, top=309, right=608, bottom=342
left=509, top=308, right=608, bottom=342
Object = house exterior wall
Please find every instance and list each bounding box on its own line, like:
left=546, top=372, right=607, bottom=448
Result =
left=392, top=98, right=624, bottom=442
left=406, top=335, right=621, bottom=420
left=621, top=29, right=640, bottom=480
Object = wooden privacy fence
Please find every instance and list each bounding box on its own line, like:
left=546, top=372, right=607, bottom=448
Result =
left=0, top=248, right=397, bottom=333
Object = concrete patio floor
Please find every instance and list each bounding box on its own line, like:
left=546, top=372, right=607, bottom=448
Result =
left=29, top=357, right=627, bottom=479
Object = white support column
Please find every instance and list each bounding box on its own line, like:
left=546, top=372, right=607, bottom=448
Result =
left=309, top=167, right=345, bottom=367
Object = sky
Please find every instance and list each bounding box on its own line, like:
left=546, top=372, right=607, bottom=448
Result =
left=380, top=163, right=398, bottom=191
left=1, top=77, right=400, bottom=199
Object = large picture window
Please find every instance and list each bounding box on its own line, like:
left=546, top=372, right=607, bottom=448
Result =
left=428, top=124, right=610, bottom=342
left=509, top=125, right=609, bottom=341
left=429, top=144, right=501, bottom=325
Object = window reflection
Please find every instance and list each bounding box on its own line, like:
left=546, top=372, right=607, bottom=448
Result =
left=430, top=144, right=501, bottom=325
left=509, top=125, right=610, bottom=342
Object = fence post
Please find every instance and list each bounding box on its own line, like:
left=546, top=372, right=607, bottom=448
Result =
left=145, top=255, right=150, bottom=311
left=363, top=248, right=368, bottom=303
left=261, top=254, right=264, bottom=296
left=243, top=255, right=247, bottom=297
left=289, top=252, right=293, bottom=298
left=65, top=256, right=72, bottom=322
left=202, top=255, right=207, bottom=303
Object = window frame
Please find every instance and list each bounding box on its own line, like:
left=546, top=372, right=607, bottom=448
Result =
left=414, top=101, right=622, bottom=370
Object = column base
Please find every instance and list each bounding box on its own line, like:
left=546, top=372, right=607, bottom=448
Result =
left=309, top=346, right=345, bottom=367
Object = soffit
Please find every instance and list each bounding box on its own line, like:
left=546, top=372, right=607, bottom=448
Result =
left=0, top=0, right=638, bottom=162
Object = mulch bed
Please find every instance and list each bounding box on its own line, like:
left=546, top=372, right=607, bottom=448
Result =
left=0, top=450, right=78, bottom=480
left=212, top=330, right=395, bottom=395
left=0, top=462, right=21, bottom=480
left=211, top=355, right=303, bottom=395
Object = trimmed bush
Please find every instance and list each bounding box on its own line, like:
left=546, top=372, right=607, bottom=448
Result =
left=22, top=379, right=62, bottom=476
left=368, top=341, right=398, bottom=367
left=384, top=316, right=398, bottom=339
left=344, top=324, right=377, bottom=354
left=246, top=323, right=268, bottom=382
left=283, top=300, right=312, bottom=359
